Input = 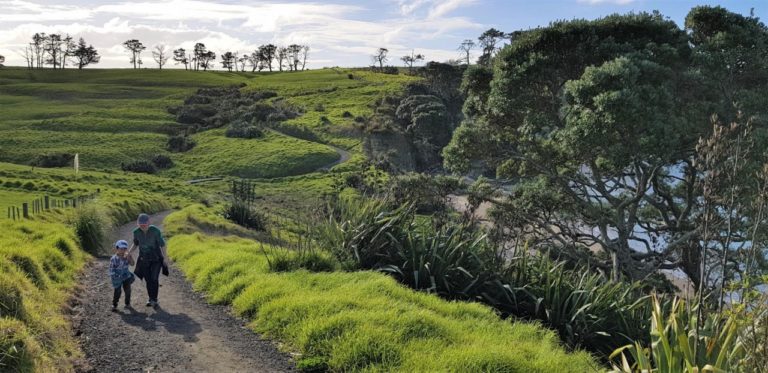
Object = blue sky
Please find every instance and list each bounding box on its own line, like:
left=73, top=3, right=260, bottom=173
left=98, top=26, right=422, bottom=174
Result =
left=0, top=0, right=764, bottom=69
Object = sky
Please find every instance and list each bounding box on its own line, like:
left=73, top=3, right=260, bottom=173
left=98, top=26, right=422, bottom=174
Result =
left=0, top=0, right=765, bottom=69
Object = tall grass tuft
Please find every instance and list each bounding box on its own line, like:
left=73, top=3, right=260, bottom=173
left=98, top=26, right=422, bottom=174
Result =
left=70, top=204, right=112, bottom=255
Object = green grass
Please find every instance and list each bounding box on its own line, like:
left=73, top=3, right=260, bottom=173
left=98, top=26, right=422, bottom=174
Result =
left=0, top=68, right=414, bottom=177
left=165, top=206, right=598, bottom=372
left=168, top=129, right=339, bottom=179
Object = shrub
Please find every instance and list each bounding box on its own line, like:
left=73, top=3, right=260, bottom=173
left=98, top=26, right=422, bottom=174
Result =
left=610, top=295, right=745, bottom=372
left=223, top=202, right=267, bottom=231
left=389, top=173, right=459, bottom=213
left=121, top=160, right=156, bottom=174
left=314, top=103, right=326, bottom=112
left=31, top=153, right=73, bottom=168
left=354, top=116, right=366, bottom=123
left=264, top=243, right=337, bottom=273
left=71, top=204, right=112, bottom=255
left=150, top=154, right=174, bottom=169
left=225, top=121, right=264, bottom=139
left=319, top=116, right=331, bottom=125
left=176, top=104, right=217, bottom=125
left=347, top=73, right=354, bottom=79
left=342, top=111, right=353, bottom=118
left=166, top=135, right=196, bottom=152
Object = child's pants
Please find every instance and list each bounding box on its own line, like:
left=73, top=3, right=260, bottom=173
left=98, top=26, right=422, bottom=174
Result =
left=113, top=277, right=133, bottom=306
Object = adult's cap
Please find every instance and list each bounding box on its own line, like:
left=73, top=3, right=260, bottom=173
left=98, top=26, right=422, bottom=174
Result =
left=115, top=240, right=129, bottom=249
left=137, top=213, right=150, bottom=225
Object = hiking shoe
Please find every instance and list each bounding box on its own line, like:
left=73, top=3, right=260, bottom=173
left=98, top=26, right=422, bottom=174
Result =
left=146, top=301, right=152, bottom=307
left=124, top=303, right=132, bottom=309
left=111, top=304, right=118, bottom=312
left=150, top=300, right=159, bottom=308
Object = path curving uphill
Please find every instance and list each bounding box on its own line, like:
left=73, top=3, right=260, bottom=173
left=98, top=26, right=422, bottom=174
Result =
left=73, top=211, right=293, bottom=372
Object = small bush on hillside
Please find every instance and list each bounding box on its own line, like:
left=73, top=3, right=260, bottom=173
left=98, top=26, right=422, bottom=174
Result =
left=31, top=153, right=74, bottom=168
left=354, top=116, right=366, bottom=123
left=265, top=247, right=337, bottom=273
left=223, top=201, right=267, bottom=231
left=150, top=154, right=174, bottom=169
left=121, top=160, right=157, bottom=174
left=314, top=103, right=326, bottom=112
left=347, top=73, right=354, bottom=79
left=389, top=173, right=460, bottom=213
left=319, top=116, right=331, bottom=125
left=166, top=135, right=196, bottom=152
left=225, top=121, right=264, bottom=139
left=342, top=111, right=353, bottom=118
left=176, top=104, right=217, bottom=125
left=71, top=204, right=112, bottom=255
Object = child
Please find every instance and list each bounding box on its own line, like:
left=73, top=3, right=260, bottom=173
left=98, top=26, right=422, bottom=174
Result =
left=109, top=239, right=135, bottom=311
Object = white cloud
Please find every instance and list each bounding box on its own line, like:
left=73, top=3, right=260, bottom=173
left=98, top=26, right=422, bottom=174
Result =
left=0, top=0, right=483, bottom=68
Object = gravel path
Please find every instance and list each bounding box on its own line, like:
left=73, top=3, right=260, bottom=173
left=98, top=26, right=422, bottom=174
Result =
left=73, top=211, right=294, bottom=372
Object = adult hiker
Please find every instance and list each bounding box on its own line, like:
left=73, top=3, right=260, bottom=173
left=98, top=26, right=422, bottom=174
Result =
left=127, top=213, right=169, bottom=308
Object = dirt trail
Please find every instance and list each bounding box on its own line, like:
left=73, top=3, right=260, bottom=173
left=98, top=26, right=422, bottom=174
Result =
left=73, top=211, right=293, bottom=372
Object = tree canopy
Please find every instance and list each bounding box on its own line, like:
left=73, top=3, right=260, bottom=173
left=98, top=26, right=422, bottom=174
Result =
left=444, top=8, right=768, bottom=289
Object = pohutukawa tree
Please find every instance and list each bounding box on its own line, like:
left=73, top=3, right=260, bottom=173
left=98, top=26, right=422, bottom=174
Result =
left=123, top=39, right=146, bottom=69
left=444, top=8, right=768, bottom=290
left=73, top=38, right=100, bottom=69
left=152, top=44, right=169, bottom=69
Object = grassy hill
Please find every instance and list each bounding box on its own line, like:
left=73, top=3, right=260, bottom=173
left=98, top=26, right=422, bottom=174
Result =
left=0, top=68, right=411, bottom=178
left=0, top=68, right=598, bottom=372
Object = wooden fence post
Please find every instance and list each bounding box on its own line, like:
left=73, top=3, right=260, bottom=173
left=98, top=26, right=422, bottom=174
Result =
left=22, top=203, right=28, bottom=219
left=44, top=196, right=49, bottom=210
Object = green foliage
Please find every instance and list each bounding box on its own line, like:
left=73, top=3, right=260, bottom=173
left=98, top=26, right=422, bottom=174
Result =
left=610, top=295, right=745, bottom=372
left=164, top=211, right=598, bottom=372
left=0, top=318, right=39, bottom=373
left=31, top=153, right=74, bottom=168
left=223, top=201, right=268, bottom=231
left=121, top=160, right=157, bottom=174
left=70, top=204, right=112, bottom=255
left=389, top=173, right=459, bottom=213
left=166, top=134, right=196, bottom=152
left=150, top=154, right=174, bottom=169
left=225, top=120, right=264, bottom=139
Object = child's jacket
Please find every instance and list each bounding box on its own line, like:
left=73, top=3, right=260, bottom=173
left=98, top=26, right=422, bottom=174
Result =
left=109, top=255, right=134, bottom=288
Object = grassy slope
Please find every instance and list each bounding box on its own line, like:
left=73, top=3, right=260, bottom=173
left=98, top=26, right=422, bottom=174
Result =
left=0, top=68, right=411, bottom=178
left=0, top=162, right=200, bottom=371
left=164, top=205, right=598, bottom=372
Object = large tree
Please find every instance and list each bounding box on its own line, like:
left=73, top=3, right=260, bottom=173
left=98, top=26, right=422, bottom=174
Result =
left=0, top=55, right=4, bottom=68
left=401, top=52, right=425, bottom=72
left=123, top=39, right=146, bottom=69
left=276, top=46, right=288, bottom=72
left=44, top=34, right=64, bottom=69
left=73, top=38, right=100, bottom=69
left=444, top=10, right=768, bottom=289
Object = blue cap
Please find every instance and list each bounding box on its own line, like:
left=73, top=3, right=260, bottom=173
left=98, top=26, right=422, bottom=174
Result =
left=115, top=240, right=129, bottom=249
left=137, top=213, right=150, bottom=224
